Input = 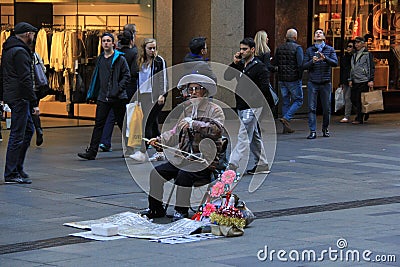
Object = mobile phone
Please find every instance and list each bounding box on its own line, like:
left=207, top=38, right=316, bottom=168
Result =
left=235, top=54, right=242, bottom=59
left=315, top=51, right=321, bottom=58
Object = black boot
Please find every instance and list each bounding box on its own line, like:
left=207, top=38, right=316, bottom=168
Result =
left=36, top=128, right=43, bottom=146
left=322, top=128, right=330, bottom=137
left=78, top=148, right=97, bottom=160
left=307, top=132, right=317, bottom=139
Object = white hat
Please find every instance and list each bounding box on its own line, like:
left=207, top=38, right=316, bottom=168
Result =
left=177, top=74, right=217, bottom=97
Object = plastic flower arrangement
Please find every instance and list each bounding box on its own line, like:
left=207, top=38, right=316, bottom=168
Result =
left=191, top=170, right=239, bottom=222
left=210, top=170, right=237, bottom=198
left=209, top=205, right=246, bottom=229
left=202, top=203, right=216, bottom=217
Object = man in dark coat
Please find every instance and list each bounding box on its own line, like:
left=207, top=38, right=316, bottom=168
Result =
left=1, top=22, right=38, bottom=184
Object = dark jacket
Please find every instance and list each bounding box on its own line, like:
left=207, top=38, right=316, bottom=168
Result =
left=274, top=40, right=304, bottom=82
left=255, top=51, right=275, bottom=82
left=135, top=55, right=168, bottom=103
left=1, top=36, right=37, bottom=106
left=87, top=50, right=130, bottom=102
left=340, top=51, right=353, bottom=85
left=119, top=45, right=138, bottom=99
left=303, top=43, right=338, bottom=84
left=183, top=53, right=217, bottom=82
left=224, top=57, right=273, bottom=110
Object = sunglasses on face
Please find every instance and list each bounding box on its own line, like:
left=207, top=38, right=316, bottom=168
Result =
left=347, top=45, right=353, bottom=48
left=146, top=47, right=156, bottom=51
left=187, top=86, right=205, bottom=93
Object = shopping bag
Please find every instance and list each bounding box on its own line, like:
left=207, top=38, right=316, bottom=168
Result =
left=361, top=89, right=384, bottom=113
left=334, top=86, right=344, bottom=112
left=126, top=101, right=143, bottom=147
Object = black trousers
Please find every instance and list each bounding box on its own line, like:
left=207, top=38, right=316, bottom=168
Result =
left=88, top=100, right=127, bottom=152
left=351, top=82, right=369, bottom=122
left=148, top=161, right=211, bottom=214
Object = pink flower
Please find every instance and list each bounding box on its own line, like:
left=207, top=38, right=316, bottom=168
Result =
left=221, top=170, right=236, bottom=185
left=202, top=203, right=216, bottom=217
left=210, top=181, right=225, bottom=197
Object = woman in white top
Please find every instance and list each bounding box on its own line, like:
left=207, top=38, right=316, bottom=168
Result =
left=129, top=38, right=168, bottom=162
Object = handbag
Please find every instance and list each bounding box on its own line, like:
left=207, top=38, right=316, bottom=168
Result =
left=269, top=83, right=279, bottom=106
left=334, top=86, right=344, bottom=112
left=126, top=101, right=143, bottom=147
left=33, top=54, right=48, bottom=88
left=361, top=88, right=384, bottom=113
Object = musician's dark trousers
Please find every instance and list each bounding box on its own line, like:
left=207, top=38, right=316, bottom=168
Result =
left=148, top=161, right=211, bottom=214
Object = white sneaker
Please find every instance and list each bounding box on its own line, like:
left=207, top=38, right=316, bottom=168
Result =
left=340, top=117, right=349, bottom=123
left=129, top=151, right=147, bottom=162
left=149, top=151, right=165, bottom=162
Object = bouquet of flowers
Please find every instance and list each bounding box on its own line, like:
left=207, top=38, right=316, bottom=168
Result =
left=209, top=205, right=246, bottom=229
left=192, top=170, right=239, bottom=221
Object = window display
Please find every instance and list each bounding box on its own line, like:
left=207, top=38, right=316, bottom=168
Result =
left=0, top=0, right=154, bottom=127
left=315, top=0, right=399, bottom=91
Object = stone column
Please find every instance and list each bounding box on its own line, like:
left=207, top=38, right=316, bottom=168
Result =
left=210, top=0, right=244, bottom=106
left=154, top=0, right=173, bottom=110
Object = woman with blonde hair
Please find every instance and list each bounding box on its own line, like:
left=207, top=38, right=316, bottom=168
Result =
left=254, top=30, right=271, bottom=64
left=254, top=30, right=277, bottom=116
left=129, top=38, right=168, bottom=162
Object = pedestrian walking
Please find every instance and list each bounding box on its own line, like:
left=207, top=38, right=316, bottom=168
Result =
left=77, top=32, right=130, bottom=160
left=224, top=37, right=272, bottom=175
left=349, top=36, right=375, bottom=125
left=339, top=40, right=355, bottom=123
left=129, top=38, right=168, bottom=162
left=99, top=30, right=138, bottom=152
left=274, top=28, right=304, bottom=133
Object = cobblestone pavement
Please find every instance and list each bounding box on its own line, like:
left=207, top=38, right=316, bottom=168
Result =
left=0, top=113, right=399, bottom=266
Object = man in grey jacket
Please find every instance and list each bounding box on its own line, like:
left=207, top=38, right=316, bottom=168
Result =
left=349, top=36, right=375, bottom=124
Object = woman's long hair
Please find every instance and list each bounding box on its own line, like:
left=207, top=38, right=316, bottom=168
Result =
left=137, top=38, right=157, bottom=71
left=254, top=30, right=270, bottom=55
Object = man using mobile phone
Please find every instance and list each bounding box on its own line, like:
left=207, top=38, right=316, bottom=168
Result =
left=303, top=28, right=338, bottom=139
left=224, top=37, right=272, bottom=175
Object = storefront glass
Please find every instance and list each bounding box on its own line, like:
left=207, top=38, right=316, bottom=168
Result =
left=1, top=0, right=153, bottom=128
left=314, top=0, right=399, bottom=91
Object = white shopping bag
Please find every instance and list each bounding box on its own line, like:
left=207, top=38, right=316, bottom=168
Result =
left=334, top=87, right=344, bottom=112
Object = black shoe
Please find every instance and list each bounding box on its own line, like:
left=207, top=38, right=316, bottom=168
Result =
left=19, top=170, right=30, bottom=178
left=307, top=132, right=317, bottom=139
left=247, top=164, right=270, bottom=175
left=0, top=132, right=3, bottom=142
left=36, top=128, right=43, bottom=146
left=364, top=113, right=369, bottom=122
left=322, top=128, right=330, bottom=137
left=139, top=208, right=166, bottom=219
left=99, top=143, right=112, bottom=152
left=77, top=148, right=97, bottom=160
left=5, top=176, right=32, bottom=184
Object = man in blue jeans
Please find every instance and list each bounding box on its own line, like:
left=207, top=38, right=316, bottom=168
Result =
left=274, top=28, right=304, bottom=134
left=303, top=28, right=338, bottom=139
left=1, top=22, right=39, bottom=184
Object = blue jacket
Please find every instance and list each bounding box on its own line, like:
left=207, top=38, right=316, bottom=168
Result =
left=303, top=43, right=338, bottom=84
left=87, top=50, right=130, bottom=101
